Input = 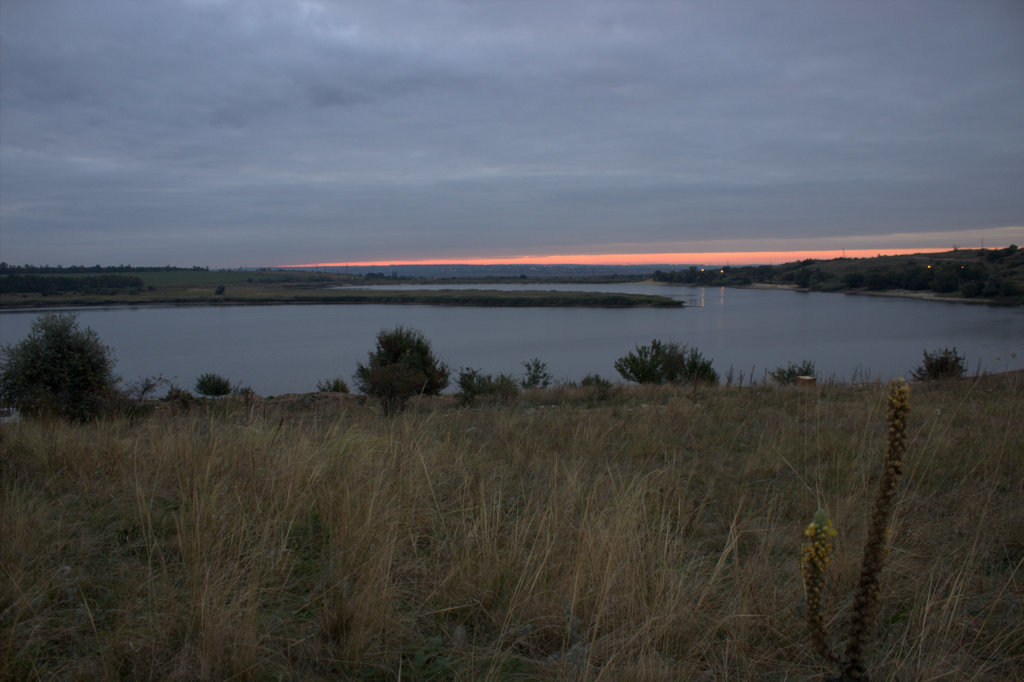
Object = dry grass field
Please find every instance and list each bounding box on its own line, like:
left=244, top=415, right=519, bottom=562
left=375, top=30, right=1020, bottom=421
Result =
left=2, top=376, right=1021, bottom=680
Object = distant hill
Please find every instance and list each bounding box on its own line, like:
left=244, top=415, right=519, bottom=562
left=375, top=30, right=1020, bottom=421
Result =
left=652, top=246, right=1023, bottom=303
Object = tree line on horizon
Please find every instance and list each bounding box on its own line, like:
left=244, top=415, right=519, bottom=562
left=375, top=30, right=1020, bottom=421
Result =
left=0, top=263, right=210, bottom=274
left=0, top=274, right=148, bottom=295
left=652, top=244, right=1022, bottom=301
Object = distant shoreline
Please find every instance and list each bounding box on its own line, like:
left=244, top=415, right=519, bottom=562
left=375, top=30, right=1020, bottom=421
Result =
left=2, top=282, right=1013, bottom=311
left=739, top=282, right=1009, bottom=305
left=0, top=288, right=683, bottom=311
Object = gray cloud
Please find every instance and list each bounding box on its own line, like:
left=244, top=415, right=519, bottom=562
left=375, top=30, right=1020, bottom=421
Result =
left=2, top=0, right=1023, bottom=266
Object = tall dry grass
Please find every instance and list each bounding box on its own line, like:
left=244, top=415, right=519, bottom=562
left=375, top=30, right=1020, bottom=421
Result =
left=1, top=375, right=1021, bottom=680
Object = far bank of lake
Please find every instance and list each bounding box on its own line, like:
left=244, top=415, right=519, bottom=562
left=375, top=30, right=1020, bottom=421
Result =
left=1, top=284, right=1021, bottom=396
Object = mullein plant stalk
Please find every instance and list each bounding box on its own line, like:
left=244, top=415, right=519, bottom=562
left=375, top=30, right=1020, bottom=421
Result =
left=801, top=378, right=910, bottom=681
left=801, top=508, right=839, bottom=666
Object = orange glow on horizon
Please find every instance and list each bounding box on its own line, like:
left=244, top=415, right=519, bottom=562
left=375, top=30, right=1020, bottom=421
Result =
left=280, top=247, right=951, bottom=269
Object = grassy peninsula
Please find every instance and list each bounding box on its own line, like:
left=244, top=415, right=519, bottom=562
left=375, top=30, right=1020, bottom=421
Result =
left=2, top=375, right=1021, bottom=679
left=0, top=269, right=680, bottom=309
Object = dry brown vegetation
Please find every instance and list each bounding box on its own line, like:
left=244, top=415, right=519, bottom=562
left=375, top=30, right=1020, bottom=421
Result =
left=2, top=376, right=1021, bottom=680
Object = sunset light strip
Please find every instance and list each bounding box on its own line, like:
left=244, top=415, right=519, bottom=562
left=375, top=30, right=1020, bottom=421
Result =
left=280, top=248, right=951, bottom=269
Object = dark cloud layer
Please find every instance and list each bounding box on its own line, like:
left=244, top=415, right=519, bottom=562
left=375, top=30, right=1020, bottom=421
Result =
left=2, top=0, right=1022, bottom=265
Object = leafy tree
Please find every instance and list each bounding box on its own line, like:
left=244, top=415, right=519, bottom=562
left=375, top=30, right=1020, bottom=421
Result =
left=520, top=358, right=553, bottom=389
left=195, top=372, right=233, bottom=397
left=457, top=367, right=491, bottom=406
left=355, top=326, right=449, bottom=415
left=0, top=312, right=117, bottom=420
left=614, top=339, right=718, bottom=386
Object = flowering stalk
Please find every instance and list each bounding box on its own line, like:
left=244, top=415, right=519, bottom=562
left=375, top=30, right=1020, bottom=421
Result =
left=801, top=508, right=839, bottom=666
left=800, top=379, right=910, bottom=681
left=843, top=378, right=910, bottom=679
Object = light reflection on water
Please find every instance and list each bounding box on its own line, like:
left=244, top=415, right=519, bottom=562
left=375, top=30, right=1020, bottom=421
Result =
left=1, top=285, right=1021, bottom=395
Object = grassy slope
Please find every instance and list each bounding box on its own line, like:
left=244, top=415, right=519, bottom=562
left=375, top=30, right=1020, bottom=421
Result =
left=2, top=377, right=1021, bottom=680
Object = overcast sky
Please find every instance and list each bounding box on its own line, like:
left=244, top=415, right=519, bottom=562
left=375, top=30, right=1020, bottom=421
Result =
left=2, top=0, right=1023, bottom=267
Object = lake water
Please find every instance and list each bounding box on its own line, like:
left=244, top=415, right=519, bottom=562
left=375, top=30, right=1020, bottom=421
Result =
left=1, top=284, right=1021, bottom=395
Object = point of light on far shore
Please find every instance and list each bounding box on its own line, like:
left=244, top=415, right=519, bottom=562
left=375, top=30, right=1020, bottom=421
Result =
left=280, top=248, right=952, bottom=269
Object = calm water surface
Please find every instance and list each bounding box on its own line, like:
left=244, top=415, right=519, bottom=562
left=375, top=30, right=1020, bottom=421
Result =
left=1, top=285, right=1021, bottom=395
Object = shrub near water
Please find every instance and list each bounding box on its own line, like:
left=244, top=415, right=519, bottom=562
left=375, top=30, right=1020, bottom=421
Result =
left=457, top=367, right=491, bottom=405
left=520, top=358, right=553, bottom=389
left=911, top=347, right=966, bottom=381
left=614, top=339, right=719, bottom=385
left=355, top=326, right=449, bottom=415
left=457, top=368, right=520, bottom=405
left=770, top=360, right=816, bottom=385
left=0, top=312, right=117, bottom=420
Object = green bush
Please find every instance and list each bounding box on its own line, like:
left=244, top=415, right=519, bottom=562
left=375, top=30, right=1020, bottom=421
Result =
left=580, top=373, right=613, bottom=389
left=457, top=367, right=519, bottom=405
left=0, top=313, right=118, bottom=421
left=355, top=326, right=449, bottom=415
left=491, top=373, right=520, bottom=402
left=457, top=367, right=490, bottom=405
left=195, top=372, right=233, bottom=397
left=613, top=342, right=664, bottom=384
left=316, top=377, right=349, bottom=393
left=162, top=384, right=196, bottom=409
left=770, top=360, right=816, bottom=385
left=580, top=373, right=614, bottom=400
left=614, top=339, right=718, bottom=386
left=911, top=347, right=966, bottom=381
left=520, top=358, right=553, bottom=389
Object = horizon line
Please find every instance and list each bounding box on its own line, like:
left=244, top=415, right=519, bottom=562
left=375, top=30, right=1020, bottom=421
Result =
left=279, top=247, right=956, bottom=269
